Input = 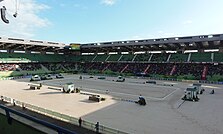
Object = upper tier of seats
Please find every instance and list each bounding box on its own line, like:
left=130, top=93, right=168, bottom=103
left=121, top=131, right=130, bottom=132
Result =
left=107, top=54, right=121, bottom=61
left=93, top=55, right=109, bottom=62
left=190, top=52, right=212, bottom=62
left=213, top=53, right=223, bottom=62
left=150, top=53, right=169, bottom=62
left=1, top=52, right=223, bottom=63
left=169, top=53, right=188, bottom=62
left=0, top=53, right=64, bottom=62
left=119, top=54, right=134, bottom=61
left=134, top=54, right=151, bottom=62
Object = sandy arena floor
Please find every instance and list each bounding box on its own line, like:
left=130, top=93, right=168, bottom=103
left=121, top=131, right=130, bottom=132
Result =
left=0, top=74, right=223, bottom=134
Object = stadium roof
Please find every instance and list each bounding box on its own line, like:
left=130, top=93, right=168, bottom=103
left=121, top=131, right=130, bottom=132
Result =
left=80, top=34, right=223, bottom=53
left=1, top=34, right=223, bottom=54
left=0, top=37, right=66, bottom=52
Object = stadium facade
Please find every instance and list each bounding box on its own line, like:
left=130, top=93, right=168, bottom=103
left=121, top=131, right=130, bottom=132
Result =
left=0, top=34, right=223, bottom=82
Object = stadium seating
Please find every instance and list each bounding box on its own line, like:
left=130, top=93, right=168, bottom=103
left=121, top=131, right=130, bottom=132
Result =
left=62, top=63, right=78, bottom=71
left=18, top=64, right=41, bottom=71
left=0, top=50, right=223, bottom=81
left=169, top=53, right=189, bottom=62
left=106, top=63, right=127, bottom=72
left=190, top=52, right=212, bottom=62
left=213, top=52, right=223, bottom=62
left=150, top=53, right=169, bottom=62
left=42, top=63, right=65, bottom=72
left=64, top=55, right=82, bottom=62
left=0, top=52, right=64, bottom=62
left=81, top=55, right=95, bottom=62
left=123, top=63, right=148, bottom=74
left=93, top=54, right=109, bottom=62
left=147, top=63, right=173, bottom=75
left=173, top=63, right=204, bottom=79
left=134, top=54, right=151, bottom=62
left=0, top=64, right=16, bottom=71
left=106, top=54, right=122, bottom=61
left=0, top=53, right=29, bottom=62
left=87, top=62, right=108, bottom=72
left=119, top=54, right=134, bottom=61
left=206, top=63, right=223, bottom=76
left=80, top=62, right=95, bottom=71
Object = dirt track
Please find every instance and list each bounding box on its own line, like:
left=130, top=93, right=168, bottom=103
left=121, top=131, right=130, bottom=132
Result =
left=1, top=74, right=223, bottom=134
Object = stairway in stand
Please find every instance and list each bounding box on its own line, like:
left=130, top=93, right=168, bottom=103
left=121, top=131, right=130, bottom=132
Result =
left=143, top=65, right=150, bottom=74
left=120, top=64, right=129, bottom=73
left=102, top=63, right=110, bottom=72
left=170, top=65, right=177, bottom=76
left=87, top=63, right=95, bottom=70
left=201, top=65, right=208, bottom=80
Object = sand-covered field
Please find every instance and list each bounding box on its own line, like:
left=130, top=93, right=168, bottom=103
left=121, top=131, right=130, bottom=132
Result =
left=0, top=74, right=223, bottom=134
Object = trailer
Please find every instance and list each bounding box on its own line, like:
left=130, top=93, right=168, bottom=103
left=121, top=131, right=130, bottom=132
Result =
left=62, top=83, right=75, bottom=93
left=29, top=83, right=42, bottom=90
left=146, top=80, right=156, bottom=84
left=89, top=94, right=106, bottom=102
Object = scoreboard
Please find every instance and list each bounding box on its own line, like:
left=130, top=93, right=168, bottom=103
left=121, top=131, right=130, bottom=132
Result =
left=70, top=43, right=81, bottom=50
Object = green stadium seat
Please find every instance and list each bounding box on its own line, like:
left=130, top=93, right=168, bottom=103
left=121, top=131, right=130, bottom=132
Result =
left=169, top=53, right=189, bottom=62
left=190, top=53, right=212, bottom=62
left=213, top=53, right=223, bottom=62
left=151, top=53, right=168, bottom=62
left=134, top=54, right=151, bottom=62
left=107, top=54, right=121, bottom=61
left=120, top=54, right=134, bottom=61
left=93, top=55, right=108, bottom=62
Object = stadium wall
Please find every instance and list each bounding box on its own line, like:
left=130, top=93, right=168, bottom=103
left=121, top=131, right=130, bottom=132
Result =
left=0, top=112, right=45, bottom=134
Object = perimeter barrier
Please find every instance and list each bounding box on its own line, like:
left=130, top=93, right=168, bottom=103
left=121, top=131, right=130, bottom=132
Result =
left=0, top=102, right=77, bottom=134
left=148, top=77, right=223, bottom=85
left=0, top=95, right=128, bottom=134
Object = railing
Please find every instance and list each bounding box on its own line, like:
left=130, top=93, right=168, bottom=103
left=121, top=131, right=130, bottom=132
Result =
left=0, top=101, right=77, bottom=134
left=199, top=80, right=223, bottom=85
left=147, top=77, right=183, bottom=82
left=148, top=77, right=223, bottom=85
left=0, top=75, right=31, bottom=81
left=0, top=96, right=128, bottom=134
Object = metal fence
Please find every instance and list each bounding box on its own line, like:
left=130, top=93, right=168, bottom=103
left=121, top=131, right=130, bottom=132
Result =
left=148, top=77, right=223, bottom=85
left=0, top=103, right=76, bottom=134
left=0, top=96, right=128, bottom=134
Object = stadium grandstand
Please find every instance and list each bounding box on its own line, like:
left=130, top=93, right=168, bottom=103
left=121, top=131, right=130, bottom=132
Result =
left=0, top=34, right=223, bottom=82
left=1, top=34, right=223, bottom=134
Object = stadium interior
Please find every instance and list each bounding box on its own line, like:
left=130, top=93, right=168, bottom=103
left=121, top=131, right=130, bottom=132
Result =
left=0, top=34, right=223, bottom=82
left=0, top=34, right=223, bottom=134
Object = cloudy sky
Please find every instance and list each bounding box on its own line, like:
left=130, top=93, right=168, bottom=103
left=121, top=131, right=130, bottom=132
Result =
left=0, top=0, right=223, bottom=44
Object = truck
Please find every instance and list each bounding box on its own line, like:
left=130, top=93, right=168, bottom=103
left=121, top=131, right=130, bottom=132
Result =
left=62, top=83, right=75, bottom=93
